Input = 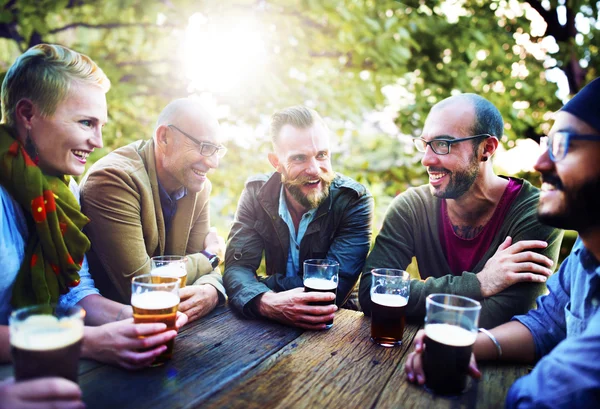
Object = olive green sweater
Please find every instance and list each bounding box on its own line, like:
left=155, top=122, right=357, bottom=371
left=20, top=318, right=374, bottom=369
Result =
left=359, top=179, right=564, bottom=328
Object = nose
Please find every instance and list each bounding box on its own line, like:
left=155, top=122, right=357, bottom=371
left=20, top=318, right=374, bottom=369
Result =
left=205, top=153, right=219, bottom=169
left=91, top=127, right=103, bottom=149
left=534, top=147, right=554, bottom=174
left=305, top=157, right=320, bottom=176
left=420, top=144, right=439, bottom=167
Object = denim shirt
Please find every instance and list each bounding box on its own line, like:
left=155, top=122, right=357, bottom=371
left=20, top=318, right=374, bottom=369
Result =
left=278, top=186, right=317, bottom=277
left=506, top=238, right=600, bottom=408
left=0, top=182, right=100, bottom=325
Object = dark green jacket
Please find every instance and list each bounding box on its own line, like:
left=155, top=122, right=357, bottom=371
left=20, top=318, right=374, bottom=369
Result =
left=359, top=178, right=564, bottom=329
left=224, top=172, right=373, bottom=318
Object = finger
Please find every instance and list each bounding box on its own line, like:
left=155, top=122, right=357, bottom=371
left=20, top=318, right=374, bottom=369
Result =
left=497, top=236, right=512, bottom=252
left=119, top=349, right=168, bottom=370
left=178, top=287, right=194, bottom=301
left=468, top=353, right=481, bottom=380
left=413, top=329, right=426, bottom=352
left=299, top=292, right=337, bottom=303
left=512, top=262, right=553, bottom=277
left=508, top=240, right=548, bottom=253
left=16, top=401, right=86, bottom=409
left=405, top=352, right=416, bottom=382
left=136, top=330, right=178, bottom=349
left=175, top=312, right=188, bottom=329
left=294, top=304, right=337, bottom=316
left=179, top=296, right=199, bottom=313
left=125, top=322, right=168, bottom=337
left=296, top=322, right=329, bottom=330
left=297, top=313, right=336, bottom=325
left=413, top=349, right=426, bottom=385
left=509, top=272, right=548, bottom=284
left=512, top=251, right=554, bottom=268
left=17, top=377, right=82, bottom=401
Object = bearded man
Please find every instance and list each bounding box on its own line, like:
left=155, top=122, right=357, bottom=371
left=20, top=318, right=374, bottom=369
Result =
left=224, top=106, right=374, bottom=329
left=359, top=94, right=564, bottom=328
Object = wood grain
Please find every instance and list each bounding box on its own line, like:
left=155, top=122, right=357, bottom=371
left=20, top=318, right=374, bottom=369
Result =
left=202, top=309, right=419, bottom=409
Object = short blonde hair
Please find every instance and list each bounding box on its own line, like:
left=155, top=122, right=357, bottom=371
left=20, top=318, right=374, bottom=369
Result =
left=270, top=105, right=328, bottom=146
left=1, top=44, right=111, bottom=127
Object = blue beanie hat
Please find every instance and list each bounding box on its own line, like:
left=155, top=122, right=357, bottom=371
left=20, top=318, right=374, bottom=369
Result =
left=561, top=77, right=600, bottom=133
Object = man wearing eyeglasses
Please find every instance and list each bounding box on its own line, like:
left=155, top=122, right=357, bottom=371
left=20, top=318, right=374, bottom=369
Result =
left=406, top=77, right=600, bottom=409
left=79, top=98, right=227, bottom=322
left=359, top=94, right=563, bottom=328
left=224, top=105, right=373, bottom=329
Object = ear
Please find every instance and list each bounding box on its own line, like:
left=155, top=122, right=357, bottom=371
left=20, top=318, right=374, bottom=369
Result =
left=481, top=135, right=499, bottom=161
left=14, top=99, right=35, bottom=129
left=268, top=152, right=281, bottom=172
left=155, top=124, right=170, bottom=148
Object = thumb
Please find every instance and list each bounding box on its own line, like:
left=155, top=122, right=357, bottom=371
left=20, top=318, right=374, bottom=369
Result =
left=497, top=236, right=512, bottom=252
left=468, top=354, right=481, bottom=380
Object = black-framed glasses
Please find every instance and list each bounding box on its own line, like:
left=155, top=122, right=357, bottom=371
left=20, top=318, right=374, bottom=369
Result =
left=168, top=124, right=227, bottom=158
left=540, top=131, right=600, bottom=162
left=413, top=134, right=492, bottom=155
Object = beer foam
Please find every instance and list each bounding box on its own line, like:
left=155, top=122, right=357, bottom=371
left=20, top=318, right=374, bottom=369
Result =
left=151, top=265, right=186, bottom=278
left=304, top=277, right=337, bottom=291
left=11, top=315, right=83, bottom=351
left=371, top=293, right=408, bottom=308
left=425, top=323, right=477, bottom=347
left=131, top=291, right=179, bottom=310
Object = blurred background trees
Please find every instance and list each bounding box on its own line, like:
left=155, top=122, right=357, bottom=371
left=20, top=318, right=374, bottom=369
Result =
left=1, top=0, right=597, bottom=258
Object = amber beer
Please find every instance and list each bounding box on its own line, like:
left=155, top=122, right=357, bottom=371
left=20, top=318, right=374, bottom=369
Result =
left=131, top=290, right=179, bottom=365
left=9, top=306, right=84, bottom=383
left=150, top=255, right=188, bottom=289
left=304, top=277, right=337, bottom=326
left=423, top=323, right=477, bottom=395
left=151, top=265, right=187, bottom=289
left=370, top=293, right=408, bottom=347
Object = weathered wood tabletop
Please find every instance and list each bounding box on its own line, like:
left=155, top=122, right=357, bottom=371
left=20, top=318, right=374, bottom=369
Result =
left=0, top=305, right=529, bottom=408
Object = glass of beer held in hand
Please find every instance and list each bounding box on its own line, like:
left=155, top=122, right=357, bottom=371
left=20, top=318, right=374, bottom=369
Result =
left=370, top=269, right=410, bottom=347
left=9, top=304, right=85, bottom=383
left=423, top=294, right=481, bottom=395
left=151, top=255, right=188, bottom=289
left=303, top=259, right=339, bottom=329
left=131, top=275, right=180, bottom=366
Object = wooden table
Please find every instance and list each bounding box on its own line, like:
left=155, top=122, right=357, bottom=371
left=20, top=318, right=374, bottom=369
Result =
left=0, top=305, right=529, bottom=408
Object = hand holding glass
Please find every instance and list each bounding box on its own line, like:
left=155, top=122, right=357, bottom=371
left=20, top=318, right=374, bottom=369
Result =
left=131, top=275, right=180, bottom=366
left=303, top=259, right=339, bottom=329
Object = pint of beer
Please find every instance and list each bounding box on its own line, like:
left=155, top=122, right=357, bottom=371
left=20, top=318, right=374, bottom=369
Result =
left=423, top=294, right=481, bottom=395
left=370, top=269, right=410, bottom=347
left=9, top=304, right=85, bottom=383
left=151, top=255, right=188, bottom=289
left=303, top=259, right=339, bottom=329
left=131, top=275, right=180, bottom=365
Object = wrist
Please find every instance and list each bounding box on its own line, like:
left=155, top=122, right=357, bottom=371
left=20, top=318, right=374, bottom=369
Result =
left=81, top=326, right=98, bottom=358
left=478, top=328, right=502, bottom=359
left=254, top=291, right=274, bottom=317
left=200, top=250, right=220, bottom=268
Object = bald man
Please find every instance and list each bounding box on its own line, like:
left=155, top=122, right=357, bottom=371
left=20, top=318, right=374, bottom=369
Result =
left=80, top=98, right=227, bottom=322
left=359, top=94, right=563, bottom=328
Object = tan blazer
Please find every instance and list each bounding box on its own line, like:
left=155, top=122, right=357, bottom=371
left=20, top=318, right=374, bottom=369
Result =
left=79, top=139, right=226, bottom=304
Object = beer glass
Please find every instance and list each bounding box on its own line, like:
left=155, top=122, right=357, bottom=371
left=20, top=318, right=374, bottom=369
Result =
left=9, top=304, right=85, bottom=383
left=131, top=275, right=180, bottom=366
left=151, top=255, right=188, bottom=289
left=423, top=294, right=481, bottom=395
left=303, top=259, right=339, bottom=329
left=370, top=269, right=410, bottom=347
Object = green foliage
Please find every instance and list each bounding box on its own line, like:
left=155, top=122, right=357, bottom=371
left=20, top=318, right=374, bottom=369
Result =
left=0, top=0, right=596, bottom=253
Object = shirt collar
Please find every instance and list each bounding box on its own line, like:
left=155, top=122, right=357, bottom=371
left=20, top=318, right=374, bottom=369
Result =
left=157, top=179, right=187, bottom=204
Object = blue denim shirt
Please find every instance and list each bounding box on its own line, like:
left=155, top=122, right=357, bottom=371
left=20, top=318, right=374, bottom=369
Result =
left=0, top=182, right=100, bottom=325
left=506, top=238, right=600, bottom=408
left=278, top=186, right=317, bottom=277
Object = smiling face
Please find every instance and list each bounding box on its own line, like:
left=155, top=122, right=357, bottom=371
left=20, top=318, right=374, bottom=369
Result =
left=270, top=122, right=335, bottom=210
left=156, top=111, right=221, bottom=194
left=535, top=111, right=600, bottom=233
left=28, top=81, right=107, bottom=176
left=420, top=104, right=481, bottom=199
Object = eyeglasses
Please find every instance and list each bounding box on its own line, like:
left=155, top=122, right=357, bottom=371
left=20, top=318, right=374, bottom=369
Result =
left=540, top=131, right=600, bottom=162
left=168, top=124, right=227, bottom=158
left=413, top=134, right=492, bottom=155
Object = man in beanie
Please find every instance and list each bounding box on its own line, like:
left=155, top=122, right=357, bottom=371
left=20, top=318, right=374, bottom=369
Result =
left=405, top=77, right=600, bottom=407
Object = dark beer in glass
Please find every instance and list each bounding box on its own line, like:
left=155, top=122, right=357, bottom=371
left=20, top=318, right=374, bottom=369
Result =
left=303, top=259, right=339, bottom=329
left=370, top=269, right=410, bottom=347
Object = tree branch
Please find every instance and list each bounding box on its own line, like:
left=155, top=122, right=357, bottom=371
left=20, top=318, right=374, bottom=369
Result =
left=49, top=22, right=173, bottom=34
